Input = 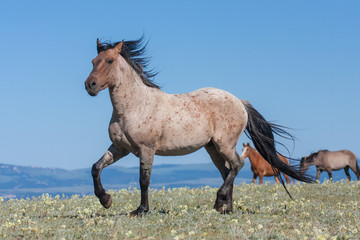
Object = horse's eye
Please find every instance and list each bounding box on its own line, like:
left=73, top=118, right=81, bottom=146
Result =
left=107, top=59, right=114, bottom=64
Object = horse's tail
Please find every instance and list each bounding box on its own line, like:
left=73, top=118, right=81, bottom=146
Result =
left=241, top=100, right=314, bottom=196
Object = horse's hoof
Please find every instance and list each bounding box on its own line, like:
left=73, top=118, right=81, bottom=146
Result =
left=214, top=202, right=232, bottom=214
left=129, top=207, right=148, bottom=217
left=100, top=193, right=112, bottom=209
left=129, top=210, right=139, bottom=218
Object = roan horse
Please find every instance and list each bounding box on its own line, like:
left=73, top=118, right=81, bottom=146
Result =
left=300, top=150, right=359, bottom=181
left=84, top=37, right=313, bottom=216
left=240, top=143, right=294, bottom=184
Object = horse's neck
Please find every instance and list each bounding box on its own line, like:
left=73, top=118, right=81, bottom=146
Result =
left=311, top=157, right=321, bottom=165
left=109, top=64, right=163, bottom=117
left=248, top=149, right=260, bottom=164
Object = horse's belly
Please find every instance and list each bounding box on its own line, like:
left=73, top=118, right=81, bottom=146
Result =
left=156, top=131, right=210, bottom=156
left=264, top=171, right=275, bottom=176
left=155, top=145, right=203, bottom=156
left=331, top=162, right=348, bottom=171
left=155, top=115, right=212, bottom=156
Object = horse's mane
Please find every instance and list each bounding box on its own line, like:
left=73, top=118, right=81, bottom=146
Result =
left=306, top=149, right=328, bottom=162
left=97, top=36, right=160, bottom=89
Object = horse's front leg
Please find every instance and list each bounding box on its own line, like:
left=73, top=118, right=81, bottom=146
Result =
left=252, top=173, right=258, bottom=184
left=92, top=145, right=129, bottom=208
left=130, top=148, right=154, bottom=217
left=316, top=168, right=321, bottom=182
left=327, top=170, right=333, bottom=181
left=259, top=175, right=264, bottom=184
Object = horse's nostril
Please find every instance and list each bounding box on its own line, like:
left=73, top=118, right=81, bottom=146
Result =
left=88, top=81, right=97, bottom=90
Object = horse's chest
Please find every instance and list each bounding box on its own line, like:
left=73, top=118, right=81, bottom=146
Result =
left=108, top=119, right=158, bottom=156
left=108, top=122, right=132, bottom=149
left=251, top=166, right=259, bottom=174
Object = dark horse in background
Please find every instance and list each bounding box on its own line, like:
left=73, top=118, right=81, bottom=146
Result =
left=84, top=36, right=313, bottom=216
left=301, top=150, right=359, bottom=181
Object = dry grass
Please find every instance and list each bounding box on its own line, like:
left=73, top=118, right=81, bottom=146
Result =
left=0, top=181, right=359, bottom=239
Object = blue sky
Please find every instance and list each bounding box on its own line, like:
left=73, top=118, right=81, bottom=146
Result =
left=0, top=1, right=359, bottom=170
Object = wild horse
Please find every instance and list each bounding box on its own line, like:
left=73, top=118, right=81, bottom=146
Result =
left=240, top=143, right=294, bottom=184
left=85, top=37, right=313, bottom=216
left=301, top=150, right=359, bottom=181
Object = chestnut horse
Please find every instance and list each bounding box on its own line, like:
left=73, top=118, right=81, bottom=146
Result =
left=240, top=143, right=294, bottom=184
left=84, top=37, right=313, bottom=216
left=300, top=150, right=359, bottom=181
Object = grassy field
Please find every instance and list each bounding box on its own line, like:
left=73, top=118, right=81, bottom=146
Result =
left=0, top=181, right=359, bottom=239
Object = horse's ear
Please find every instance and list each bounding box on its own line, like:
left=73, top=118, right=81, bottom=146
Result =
left=115, top=40, right=124, bottom=54
left=246, top=142, right=250, bottom=146
left=97, top=38, right=102, bottom=48
left=243, top=143, right=245, bottom=147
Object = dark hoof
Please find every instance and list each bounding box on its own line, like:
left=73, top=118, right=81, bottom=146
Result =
left=129, top=210, right=140, bottom=218
left=100, top=193, right=112, bottom=209
left=129, top=207, right=148, bottom=218
left=214, top=202, right=232, bottom=214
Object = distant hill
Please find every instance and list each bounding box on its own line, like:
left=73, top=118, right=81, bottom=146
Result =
left=1, top=159, right=358, bottom=199
left=0, top=163, right=254, bottom=199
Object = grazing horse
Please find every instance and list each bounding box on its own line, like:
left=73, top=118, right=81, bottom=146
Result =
left=84, top=37, right=313, bottom=216
left=240, top=143, right=294, bottom=184
left=300, top=150, right=359, bottom=181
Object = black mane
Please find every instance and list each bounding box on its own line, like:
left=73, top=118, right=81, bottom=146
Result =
left=306, top=149, right=328, bottom=162
left=97, top=36, right=160, bottom=89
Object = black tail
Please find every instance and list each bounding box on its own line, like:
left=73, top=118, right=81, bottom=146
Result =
left=242, top=101, right=314, bottom=197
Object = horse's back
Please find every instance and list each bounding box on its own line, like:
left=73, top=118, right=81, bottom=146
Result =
left=342, top=150, right=356, bottom=160
left=323, top=150, right=356, bottom=170
left=167, top=87, right=246, bottom=125
left=180, top=87, right=248, bottom=144
left=185, top=87, right=243, bottom=109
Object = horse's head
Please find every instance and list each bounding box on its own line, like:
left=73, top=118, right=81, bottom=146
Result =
left=85, top=39, right=124, bottom=96
left=300, top=155, right=312, bottom=174
left=240, top=142, right=251, bottom=160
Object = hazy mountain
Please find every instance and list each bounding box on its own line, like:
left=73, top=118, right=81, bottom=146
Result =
left=1, top=160, right=358, bottom=199
left=0, top=163, right=253, bottom=199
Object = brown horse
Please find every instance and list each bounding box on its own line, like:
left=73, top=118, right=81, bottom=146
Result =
left=84, top=37, right=313, bottom=216
left=300, top=150, right=359, bottom=181
left=240, top=143, right=294, bottom=184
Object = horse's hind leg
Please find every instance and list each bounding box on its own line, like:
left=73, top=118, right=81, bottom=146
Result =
left=349, top=162, right=360, bottom=180
left=274, top=175, right=280, bottom=184
left=205, top=141, right=230, bottom=180
left=92, top=145, right=129, bottom=208
left=205, top=143, right=233, bottom=210
left=283, top=173, right=291, bottom=184
left=208, top=144, right=244, bottom=214
left=344, top=166, right=351, bottom=181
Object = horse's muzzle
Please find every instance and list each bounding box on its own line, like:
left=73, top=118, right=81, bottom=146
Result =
left=85, top=78, right=99, bottom=96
